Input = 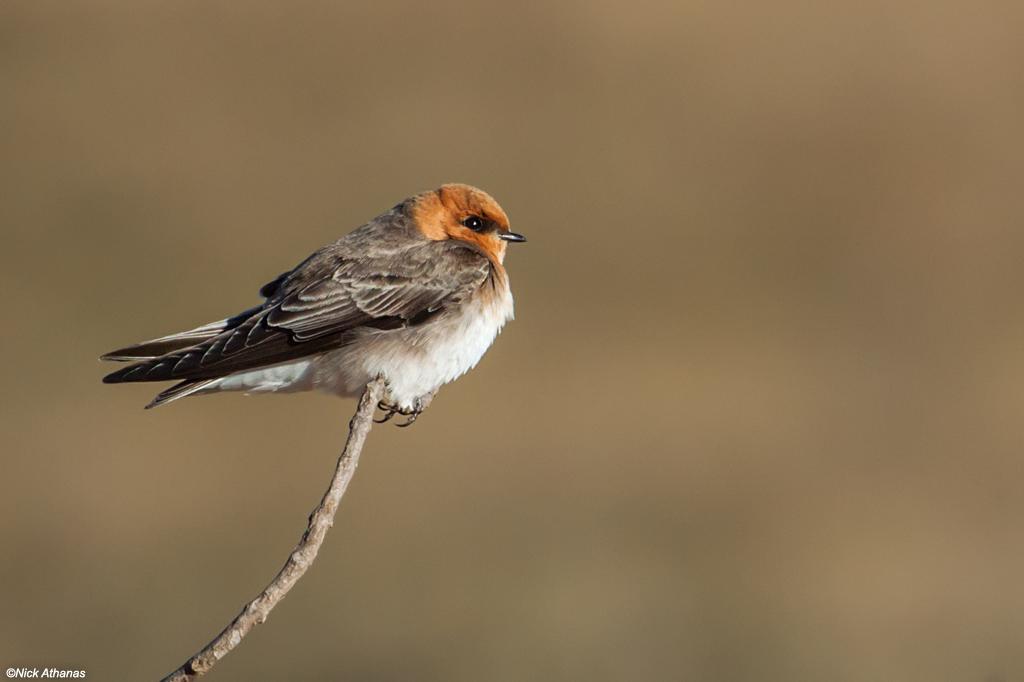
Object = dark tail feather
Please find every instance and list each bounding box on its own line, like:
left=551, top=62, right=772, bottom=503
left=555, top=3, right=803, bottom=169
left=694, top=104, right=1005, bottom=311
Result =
left=145, top=379, right=218, bottom=409
left=101, top=325, right=222, bottom=362
left=103, top=360, right=165, bottom=384
left=100, top=307, right=261, bottom=362
left=102, top=338, right=206, bottom=362
left=101, top=307, right=264, bottom=407
left=103, top=356, right=218, bottom=408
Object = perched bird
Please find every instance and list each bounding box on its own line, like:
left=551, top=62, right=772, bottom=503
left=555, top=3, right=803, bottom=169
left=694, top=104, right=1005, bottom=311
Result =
left=102, top=184, right=525, bottom=425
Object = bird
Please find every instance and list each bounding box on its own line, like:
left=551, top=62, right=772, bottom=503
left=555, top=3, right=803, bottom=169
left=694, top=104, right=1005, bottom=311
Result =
left=101, top=183, right=525, bottom=426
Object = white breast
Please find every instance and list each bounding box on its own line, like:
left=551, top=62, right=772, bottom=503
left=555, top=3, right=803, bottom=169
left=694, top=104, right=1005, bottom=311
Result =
left=211, top=282, right=514, bottom=410
left=329, top=283, right=515, bottom=408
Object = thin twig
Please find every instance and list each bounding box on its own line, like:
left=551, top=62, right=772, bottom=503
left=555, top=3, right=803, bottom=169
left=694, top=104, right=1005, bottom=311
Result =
left=161, top=377, right=386, bottom=681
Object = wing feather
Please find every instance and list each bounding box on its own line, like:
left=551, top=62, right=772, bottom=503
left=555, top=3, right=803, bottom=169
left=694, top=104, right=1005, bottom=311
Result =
left=103, top=236, right=490, bottom=385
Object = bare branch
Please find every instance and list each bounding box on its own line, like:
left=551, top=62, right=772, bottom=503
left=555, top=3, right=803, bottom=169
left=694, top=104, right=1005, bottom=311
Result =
left=161, top=377, right=386, bottom=681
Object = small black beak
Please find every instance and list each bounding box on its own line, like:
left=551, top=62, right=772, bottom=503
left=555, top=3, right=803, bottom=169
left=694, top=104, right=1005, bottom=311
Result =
left=499, top=231, right=527, bottom=243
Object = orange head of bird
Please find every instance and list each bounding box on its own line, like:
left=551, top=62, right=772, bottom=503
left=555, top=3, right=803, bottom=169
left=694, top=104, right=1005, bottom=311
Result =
left=410, top=184, right=525, bottom=264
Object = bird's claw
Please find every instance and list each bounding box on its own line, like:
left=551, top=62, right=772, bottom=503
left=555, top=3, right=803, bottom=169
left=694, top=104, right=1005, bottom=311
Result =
left=375, top=400, right=421, bottom=426
left=374, top=400, right=397, bottom=423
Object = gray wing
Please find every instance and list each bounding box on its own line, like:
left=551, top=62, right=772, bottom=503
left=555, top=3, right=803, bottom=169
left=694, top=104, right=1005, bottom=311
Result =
left=103, top=235, right=490, bottom=386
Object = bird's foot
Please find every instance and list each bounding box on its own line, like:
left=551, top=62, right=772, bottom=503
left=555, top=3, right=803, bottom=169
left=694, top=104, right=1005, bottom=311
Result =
left=374, top=392, right=435, bottom=427
left=375, top=400, right=420, bottom=426
left=374, top=400, right=407, bottom=424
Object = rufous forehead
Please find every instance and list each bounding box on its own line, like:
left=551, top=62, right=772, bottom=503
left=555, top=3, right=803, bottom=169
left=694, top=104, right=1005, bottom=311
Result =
left=436, top=183, right=510, bottom=229
left=410, top=184, right=511, bottom=240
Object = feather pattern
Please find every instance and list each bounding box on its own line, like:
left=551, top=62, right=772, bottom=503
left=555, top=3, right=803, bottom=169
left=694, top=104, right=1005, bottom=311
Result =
left=100, top=308, right=260, bottom=361
left=103, top=209, right=491, bottom=387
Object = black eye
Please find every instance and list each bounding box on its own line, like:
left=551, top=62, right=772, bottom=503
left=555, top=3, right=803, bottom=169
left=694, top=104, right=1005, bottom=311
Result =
left=462, top=215, right=484, bottom=231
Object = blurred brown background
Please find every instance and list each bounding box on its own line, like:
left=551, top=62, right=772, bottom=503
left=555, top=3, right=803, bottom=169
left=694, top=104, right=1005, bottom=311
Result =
left=3, top=1, right=1024, bottom=680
